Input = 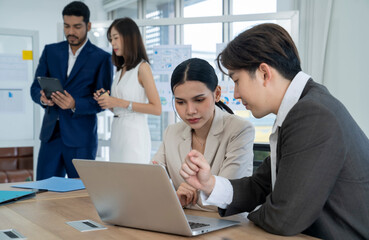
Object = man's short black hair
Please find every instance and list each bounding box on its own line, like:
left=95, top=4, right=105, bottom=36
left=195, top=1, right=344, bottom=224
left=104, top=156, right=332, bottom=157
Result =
left=62, top=1, right=90, bottom=24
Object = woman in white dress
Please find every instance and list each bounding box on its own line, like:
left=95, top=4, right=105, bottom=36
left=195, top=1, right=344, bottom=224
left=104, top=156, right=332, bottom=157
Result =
left=94, top=18, right=161, bottom=163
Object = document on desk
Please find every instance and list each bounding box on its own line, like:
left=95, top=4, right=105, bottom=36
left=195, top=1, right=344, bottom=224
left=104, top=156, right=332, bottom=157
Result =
left=12, top=177, right=85, bottom=192
left=0, top=190, right=35, bottom=205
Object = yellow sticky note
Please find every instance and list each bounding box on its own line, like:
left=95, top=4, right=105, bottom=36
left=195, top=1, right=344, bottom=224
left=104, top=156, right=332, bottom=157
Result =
left=22, top=50, right=33, bottom=60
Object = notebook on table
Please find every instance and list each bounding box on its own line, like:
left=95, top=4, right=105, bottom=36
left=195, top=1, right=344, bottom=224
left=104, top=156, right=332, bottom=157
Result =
left=72, top=159, right=239, bottom=236
left=0, top=190, right=35, bottom=206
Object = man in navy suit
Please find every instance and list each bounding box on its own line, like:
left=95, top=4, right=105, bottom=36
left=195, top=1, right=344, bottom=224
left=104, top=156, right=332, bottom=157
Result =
left=30, top=1, right=113, bottom=180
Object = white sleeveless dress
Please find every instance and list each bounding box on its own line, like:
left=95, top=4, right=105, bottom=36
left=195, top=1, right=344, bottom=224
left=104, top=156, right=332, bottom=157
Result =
left=109, top=61, right=151, bottom=164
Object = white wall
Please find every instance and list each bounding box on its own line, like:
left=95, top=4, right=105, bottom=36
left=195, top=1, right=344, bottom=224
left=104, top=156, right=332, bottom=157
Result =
left=323, top=0, right=369, bottom=137
left=0, top=0, right=107, bottom=54
left=279, top=0, right=369, bottom=137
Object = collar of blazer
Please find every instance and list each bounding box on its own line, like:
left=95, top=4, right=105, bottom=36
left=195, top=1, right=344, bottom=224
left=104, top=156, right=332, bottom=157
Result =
left=64, top=40, right=93, bottom=86
left=179, top=107, right=225, bottom=165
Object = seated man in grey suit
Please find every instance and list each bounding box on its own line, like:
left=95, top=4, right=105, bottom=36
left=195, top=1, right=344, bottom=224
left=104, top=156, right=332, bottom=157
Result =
left=179, top=23, right=369, bottom=240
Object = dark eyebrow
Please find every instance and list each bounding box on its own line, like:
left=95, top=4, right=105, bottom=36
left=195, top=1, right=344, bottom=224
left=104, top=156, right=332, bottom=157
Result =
left=192, top=94, right=205, bottom=98
left=229, top=72, right=235, bottom=79
left=174, top=93, right=206, bottom=101
left=64, top=23, right=83, bottom=27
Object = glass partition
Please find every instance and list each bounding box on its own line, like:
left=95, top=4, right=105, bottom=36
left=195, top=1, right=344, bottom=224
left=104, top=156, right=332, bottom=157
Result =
left=110, top=0, right=138, bottom=19
left=232, top=0, right=276, bottom=15
left=145, top=0, right=175, bottom=18
left=183, top=23, right=222, bottom=66
left=184, top=0, right=222, bottom=17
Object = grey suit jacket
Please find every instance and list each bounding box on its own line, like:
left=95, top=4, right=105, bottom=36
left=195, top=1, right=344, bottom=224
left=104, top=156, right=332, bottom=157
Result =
left=219, top=80, right=369, bottom=240
left=152, top=107, right=255, bottom=211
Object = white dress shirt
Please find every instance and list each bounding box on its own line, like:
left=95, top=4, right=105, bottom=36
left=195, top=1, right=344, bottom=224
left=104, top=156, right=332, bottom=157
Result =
left=269, top=71, right=310, bottom=189
left=67, top=39, right=88, bottom=77
left=201, top=71, right=311, bottom=208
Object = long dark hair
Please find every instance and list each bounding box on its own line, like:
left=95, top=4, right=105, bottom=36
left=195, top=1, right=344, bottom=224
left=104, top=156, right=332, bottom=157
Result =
left=107, top=17, right=149, bottom=71
left=171, top=58, right=233, bottom=114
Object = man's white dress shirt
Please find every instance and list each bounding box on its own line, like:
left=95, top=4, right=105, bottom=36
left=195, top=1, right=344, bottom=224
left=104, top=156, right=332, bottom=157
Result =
left=67, top=39, right=88, bottom=77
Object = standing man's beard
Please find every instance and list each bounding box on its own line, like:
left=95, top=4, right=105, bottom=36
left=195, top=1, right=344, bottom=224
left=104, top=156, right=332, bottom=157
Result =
left=67, top=32, right=87, bottom=47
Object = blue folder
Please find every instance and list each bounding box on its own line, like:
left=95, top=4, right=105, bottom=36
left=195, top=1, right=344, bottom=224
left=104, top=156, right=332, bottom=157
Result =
left=0, top=190, right=35, bottom=205
left=12, top=177, right=85, bottom=192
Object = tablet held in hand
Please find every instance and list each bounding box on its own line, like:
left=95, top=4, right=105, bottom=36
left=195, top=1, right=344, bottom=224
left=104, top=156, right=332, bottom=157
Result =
left=37, top=76, right=64, bottom=99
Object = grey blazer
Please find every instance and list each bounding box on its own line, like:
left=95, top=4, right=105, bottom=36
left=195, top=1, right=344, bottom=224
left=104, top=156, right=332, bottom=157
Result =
left=219, top=80, right=369, bottom=240
left=152, top=107, right=255, bottom=211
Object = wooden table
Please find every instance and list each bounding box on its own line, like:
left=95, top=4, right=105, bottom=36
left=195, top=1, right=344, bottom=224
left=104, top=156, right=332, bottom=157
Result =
left=0, top=182, right=319, bottom=240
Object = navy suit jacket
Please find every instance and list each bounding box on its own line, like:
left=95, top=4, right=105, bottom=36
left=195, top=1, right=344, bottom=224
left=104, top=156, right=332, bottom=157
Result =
left=31, top=40, right=113, bottom=148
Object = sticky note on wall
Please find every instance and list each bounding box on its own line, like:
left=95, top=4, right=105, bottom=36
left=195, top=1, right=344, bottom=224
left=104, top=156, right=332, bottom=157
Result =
left=22, top=50, right=33, bottom=60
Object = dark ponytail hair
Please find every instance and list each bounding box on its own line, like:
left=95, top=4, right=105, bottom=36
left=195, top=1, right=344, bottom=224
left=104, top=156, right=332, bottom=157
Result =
left=171, top=58, right=233, bottom=114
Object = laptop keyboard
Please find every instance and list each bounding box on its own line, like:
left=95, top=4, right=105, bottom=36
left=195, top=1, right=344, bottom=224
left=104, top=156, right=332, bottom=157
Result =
left=188, top=221, right=210, bottom=229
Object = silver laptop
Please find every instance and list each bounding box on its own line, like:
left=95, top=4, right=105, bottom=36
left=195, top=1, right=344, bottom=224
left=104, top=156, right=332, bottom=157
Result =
left=72, top=159, right=239, bottom=236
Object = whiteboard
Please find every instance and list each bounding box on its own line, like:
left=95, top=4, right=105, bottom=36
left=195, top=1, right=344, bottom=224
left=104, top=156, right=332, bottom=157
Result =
left=0, top=28, right=39, bottom=147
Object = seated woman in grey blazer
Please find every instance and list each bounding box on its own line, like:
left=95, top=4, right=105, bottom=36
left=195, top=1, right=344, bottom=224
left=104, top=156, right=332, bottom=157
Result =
left=152, top=58, right=255, bottom=211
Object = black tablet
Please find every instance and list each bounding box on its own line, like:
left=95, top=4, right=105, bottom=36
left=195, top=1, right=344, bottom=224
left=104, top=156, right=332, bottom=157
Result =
left=37, top=76, right=64, bottom=99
